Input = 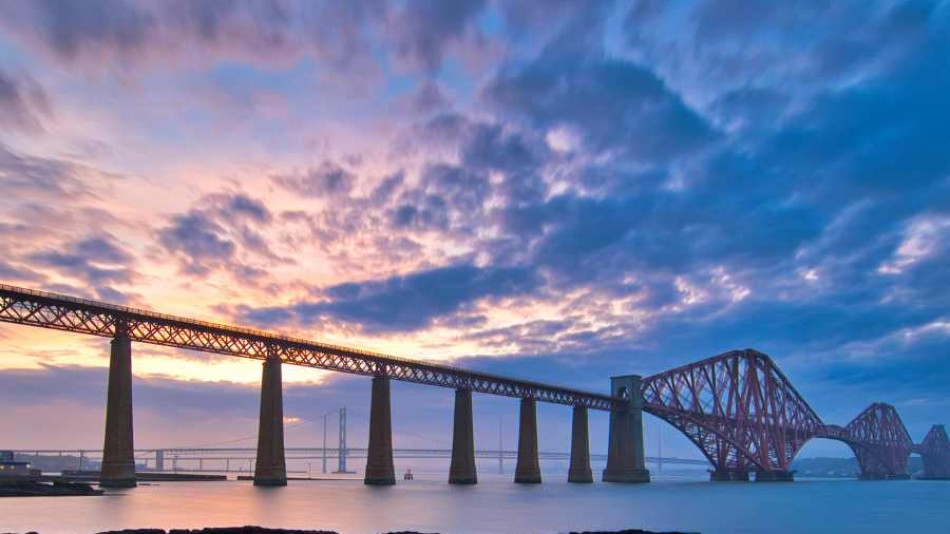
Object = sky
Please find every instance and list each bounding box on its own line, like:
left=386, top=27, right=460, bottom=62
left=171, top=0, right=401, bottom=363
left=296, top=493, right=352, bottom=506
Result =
left=0, top=0, right=948, bottom=463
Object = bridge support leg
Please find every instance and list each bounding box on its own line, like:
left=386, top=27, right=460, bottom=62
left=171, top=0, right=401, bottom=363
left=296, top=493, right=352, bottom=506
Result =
left=568, top=405, right=593, bottom=483
left=515, top=397, right=542, bottom=483
left=365, top=375, right=395, bottom=485
left=100, top=329, right=137, bottom=488
left=254, top=356, right=287, bottom=486
left=603, top=375, right=650, bottom=483
left=449, top=388, right=477, bottom=484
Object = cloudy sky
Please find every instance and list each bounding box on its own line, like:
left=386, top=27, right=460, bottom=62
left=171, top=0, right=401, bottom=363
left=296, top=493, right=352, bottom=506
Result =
left=0, top=0, right=948, bottom=462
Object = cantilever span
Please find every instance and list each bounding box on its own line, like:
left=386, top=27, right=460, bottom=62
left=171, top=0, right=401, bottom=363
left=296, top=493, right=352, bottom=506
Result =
left=641, top=349, right=949, bottom=481
left=0, top=284, right=615, bottom=411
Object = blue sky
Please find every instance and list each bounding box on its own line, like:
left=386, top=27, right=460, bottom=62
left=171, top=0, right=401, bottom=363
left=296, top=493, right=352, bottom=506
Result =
left=0, top=0, right=948, bottom=461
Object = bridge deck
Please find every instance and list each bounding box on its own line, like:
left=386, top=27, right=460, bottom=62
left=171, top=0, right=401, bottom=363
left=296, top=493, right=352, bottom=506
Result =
left=0, top=284, right=617, bottom=410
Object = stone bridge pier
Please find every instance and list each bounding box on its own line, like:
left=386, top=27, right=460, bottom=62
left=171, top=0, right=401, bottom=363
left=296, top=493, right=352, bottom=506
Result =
left=100, top=326, right=137, bottom=488
left=254, top=354, right=287, bottom=486
left=449, top=388, right=477, bottom=484
left=514, top=397, right=542, bottom=483
left=568, top=405, right=593, bottom=483
left=603, top=375, right=650, bottom=483
left=365, top=374, right=396, bottom=485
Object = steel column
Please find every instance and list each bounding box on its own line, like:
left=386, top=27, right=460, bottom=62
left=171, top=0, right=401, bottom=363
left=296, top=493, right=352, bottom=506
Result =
left=100, top=328, right=136, bottom=487
left=365, top=375, right=395, bottom=485
left=253, top=356, right=287, bottom=486
left=449, top=388, right=477, bottom=484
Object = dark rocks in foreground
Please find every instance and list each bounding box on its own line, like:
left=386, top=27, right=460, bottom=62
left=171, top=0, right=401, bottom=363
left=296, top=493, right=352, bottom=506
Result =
left=0, top=480, right=103, bottom=497
left=95, top=529, right=411, bottom=534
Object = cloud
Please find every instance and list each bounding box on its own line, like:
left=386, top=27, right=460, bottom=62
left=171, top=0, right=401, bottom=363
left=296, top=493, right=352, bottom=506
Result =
left=623, top=0, right=939, bottom=100
left=156, top=192, right=282, bottom=280
left=158, top=212, right=236, bottom=276
left=388, top=0, right=487, bottom=74
left=0, top=0, right=387, bottom=74
left=271, top=161, right=356, bottom=198
left=8, top=0, right=156, bottom=62
left=0, top=68, right=52, bottom=134
left=28, top=234, right=136, bottom=289
left=485, top=54, right=718, bottom=165
left=235, top=263, right=541, bottom=332
left=0, top=142, right=91, bottom=201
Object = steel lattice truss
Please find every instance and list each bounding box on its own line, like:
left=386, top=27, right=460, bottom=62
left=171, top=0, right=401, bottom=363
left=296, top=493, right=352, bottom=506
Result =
left=641, top=349, right=824, bottom=472
left=0, top=284, right=616, bottom=411
left=641, top=349, right=928, bottom=478
left=913, top=425, right=950, bottom=477
left=831, top=403, right=913, bottom=477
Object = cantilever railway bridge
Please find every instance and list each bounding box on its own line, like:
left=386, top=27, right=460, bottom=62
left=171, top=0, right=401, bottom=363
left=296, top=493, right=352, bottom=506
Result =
left=1, top=283, right=948, bottom=487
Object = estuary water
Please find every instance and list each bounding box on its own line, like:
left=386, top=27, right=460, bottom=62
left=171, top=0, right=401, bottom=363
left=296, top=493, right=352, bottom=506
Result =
left=2, top=473, right=949, bottom=534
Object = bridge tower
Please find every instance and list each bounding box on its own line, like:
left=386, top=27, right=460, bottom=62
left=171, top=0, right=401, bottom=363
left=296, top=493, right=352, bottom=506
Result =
left=603, top=375, right=650, bottom=483
left=335, top=407, right=350, bottom=474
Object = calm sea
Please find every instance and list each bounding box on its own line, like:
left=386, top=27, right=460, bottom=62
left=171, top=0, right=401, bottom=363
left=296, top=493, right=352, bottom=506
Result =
left=3, top=473, right=949, bottom=534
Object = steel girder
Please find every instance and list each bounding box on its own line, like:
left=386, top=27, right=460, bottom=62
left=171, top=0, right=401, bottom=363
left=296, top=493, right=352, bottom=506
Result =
left=0, top=284, right=616, bottom=411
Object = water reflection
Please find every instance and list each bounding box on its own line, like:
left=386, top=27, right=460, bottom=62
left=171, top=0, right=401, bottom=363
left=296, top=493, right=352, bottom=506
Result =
left=2, top=474, right=949, bottom=534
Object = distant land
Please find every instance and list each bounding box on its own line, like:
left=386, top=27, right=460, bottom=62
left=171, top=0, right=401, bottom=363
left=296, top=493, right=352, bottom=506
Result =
left=7, top=452, right=931, bottom=480
left=791, top=457, right=925, bottom=478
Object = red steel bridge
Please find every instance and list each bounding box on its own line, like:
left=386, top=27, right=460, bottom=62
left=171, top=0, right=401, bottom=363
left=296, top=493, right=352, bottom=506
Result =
left=1, top=283, right=948, bottom=487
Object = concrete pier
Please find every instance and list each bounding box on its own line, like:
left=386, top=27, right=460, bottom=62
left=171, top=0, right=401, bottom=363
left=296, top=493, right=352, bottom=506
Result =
left=253, top=356, right=287, bottom=486
left=568, top=405, right=593, bottom=483
left=514, top=397, right=541, bottom=483
left=449, top=388, right=477, bottom=484
left=603, top=375, right=650, bottom=483
left=100, top=328, right=136, bottom=488
left=365, top=375, right=395, bottom=485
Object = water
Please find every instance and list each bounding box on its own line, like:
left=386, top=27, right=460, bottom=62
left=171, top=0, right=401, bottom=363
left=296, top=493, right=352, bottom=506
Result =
left=2, top=474, right=949, bottom=534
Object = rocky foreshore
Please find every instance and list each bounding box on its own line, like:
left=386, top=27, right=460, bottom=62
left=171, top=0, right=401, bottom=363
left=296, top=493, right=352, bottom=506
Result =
left=3, top=527, right=696, bottom=534
left=0, top=480, right=103, bottom=497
